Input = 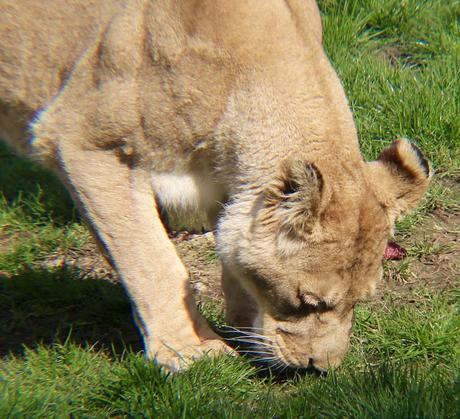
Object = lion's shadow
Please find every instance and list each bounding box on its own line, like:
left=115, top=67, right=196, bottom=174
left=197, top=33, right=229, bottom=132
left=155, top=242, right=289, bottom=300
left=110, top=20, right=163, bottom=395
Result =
left=0, top=266, right=143, bottom=357
left=0, top=143, right=143, bottom=356
left=0, top=141, right=76, bottom=223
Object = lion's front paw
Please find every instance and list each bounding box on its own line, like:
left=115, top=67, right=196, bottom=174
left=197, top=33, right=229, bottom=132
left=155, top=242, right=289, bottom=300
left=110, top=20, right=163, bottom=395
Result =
left=148, top=339, right=235, bottom=372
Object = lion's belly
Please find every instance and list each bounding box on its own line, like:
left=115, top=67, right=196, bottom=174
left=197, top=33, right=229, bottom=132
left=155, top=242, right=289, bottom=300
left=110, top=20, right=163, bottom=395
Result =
left=151, top=171, right=223, bottom=231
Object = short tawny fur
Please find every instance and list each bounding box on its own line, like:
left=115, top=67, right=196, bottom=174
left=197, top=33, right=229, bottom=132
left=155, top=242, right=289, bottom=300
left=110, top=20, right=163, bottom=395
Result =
left=0, top=0, right=431, bottom=371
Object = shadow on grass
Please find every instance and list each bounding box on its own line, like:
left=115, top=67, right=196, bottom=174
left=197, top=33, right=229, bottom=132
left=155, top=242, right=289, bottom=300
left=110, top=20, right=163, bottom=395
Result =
left=0, top=266, right=143, bottom=357
left=0, top=141, right=76, bottom=224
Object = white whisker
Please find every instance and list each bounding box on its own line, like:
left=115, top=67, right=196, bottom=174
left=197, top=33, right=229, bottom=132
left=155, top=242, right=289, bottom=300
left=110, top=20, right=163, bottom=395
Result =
left=221, top=325, right=274, bottom=340
left=228, top=338, right=275, bottom=349
left=223, top=332, right=272, bottom=341
left=276, top=362, right=289, bottom=375
left=224, top=325, right=267, bottom=332
left=226, top=336, right=273, bottom=346
left=239, top=349, right=273, bottom=356
left=224, top=331, right=272, bottom=341
left=251, top=357, right=278, bottom=364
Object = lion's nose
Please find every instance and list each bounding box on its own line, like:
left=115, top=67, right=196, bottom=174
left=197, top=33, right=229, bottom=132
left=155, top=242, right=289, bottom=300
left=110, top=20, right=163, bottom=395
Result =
left=306, top=358, right=327, bottom=376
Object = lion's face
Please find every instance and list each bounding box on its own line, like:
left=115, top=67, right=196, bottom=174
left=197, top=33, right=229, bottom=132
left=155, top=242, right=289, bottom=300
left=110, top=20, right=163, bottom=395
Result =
left=223, top=187, right=389, bottom=371
left=217, top=139, right=431, bottom=372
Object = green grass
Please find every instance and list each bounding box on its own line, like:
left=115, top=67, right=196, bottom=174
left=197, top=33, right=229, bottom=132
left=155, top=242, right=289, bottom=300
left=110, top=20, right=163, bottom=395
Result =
left=0, top=143, right=88, bottom=273
left=320, top=0, right=460, bottom=173
left=1, top=0, right=459, bottom=417
left=350, top=291, right=460, bottom=367
left=1, top=290, right=458, bottom=417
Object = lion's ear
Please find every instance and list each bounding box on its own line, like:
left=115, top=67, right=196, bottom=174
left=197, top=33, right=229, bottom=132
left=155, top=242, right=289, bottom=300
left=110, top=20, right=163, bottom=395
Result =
left=366, top=138, right=432, bottom=221
left=262, top=158, right=325, bottom=240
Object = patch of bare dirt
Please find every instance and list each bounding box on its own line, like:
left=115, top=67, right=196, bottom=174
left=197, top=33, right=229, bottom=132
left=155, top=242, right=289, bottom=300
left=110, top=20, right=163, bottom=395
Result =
left=412, top=211, right=459, bottom=284
left=38, top=240, right=116, bottom=281
left=34, top=230, right=224, bottom=304
left=174, top=232, right=223, bottom=303
left=377, top=45, right=405, bottom=67
left=375, top=43, right=430, bottom=69
left=381, top=208, right=460, bottom=296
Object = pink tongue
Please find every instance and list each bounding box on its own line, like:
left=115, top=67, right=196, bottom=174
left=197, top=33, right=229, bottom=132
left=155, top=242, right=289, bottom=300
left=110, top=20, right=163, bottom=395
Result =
left=384, top=241, right=407, bottom=260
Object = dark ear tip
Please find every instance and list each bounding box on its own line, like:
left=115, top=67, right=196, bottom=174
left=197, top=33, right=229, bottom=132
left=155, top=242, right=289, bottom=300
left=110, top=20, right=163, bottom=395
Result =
left=381, top=138, right=432, bottom=179
left=408, top=141, right=430, bottom=178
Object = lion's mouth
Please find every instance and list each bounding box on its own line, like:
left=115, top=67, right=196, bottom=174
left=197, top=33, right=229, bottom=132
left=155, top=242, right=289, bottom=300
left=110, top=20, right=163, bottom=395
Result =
left=218, top=324, right=327, bottom=377
left=251, top=355, right=327, bottom=378
left=258, top=333, right=327, bottom=377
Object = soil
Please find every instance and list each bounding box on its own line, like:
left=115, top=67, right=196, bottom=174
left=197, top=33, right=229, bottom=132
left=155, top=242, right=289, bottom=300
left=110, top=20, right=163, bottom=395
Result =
left=381, top=209, right=459, bottom=296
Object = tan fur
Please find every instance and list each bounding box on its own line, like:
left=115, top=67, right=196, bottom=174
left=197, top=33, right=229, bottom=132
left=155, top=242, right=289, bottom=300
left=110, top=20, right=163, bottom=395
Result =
left=0, top=0, right=431, bottom=372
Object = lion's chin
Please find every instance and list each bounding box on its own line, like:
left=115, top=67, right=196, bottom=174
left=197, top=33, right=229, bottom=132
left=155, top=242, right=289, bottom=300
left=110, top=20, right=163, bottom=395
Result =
left=252, top=356, right=327, bottom=378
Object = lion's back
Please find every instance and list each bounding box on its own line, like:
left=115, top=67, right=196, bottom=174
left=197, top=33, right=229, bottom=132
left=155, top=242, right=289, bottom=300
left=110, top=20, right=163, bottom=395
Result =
left=0, top=0, right=123, bottom=151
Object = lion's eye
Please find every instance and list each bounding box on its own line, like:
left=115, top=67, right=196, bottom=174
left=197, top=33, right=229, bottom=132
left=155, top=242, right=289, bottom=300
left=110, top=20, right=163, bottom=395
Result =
left=298, top=300, right=316, bottom=315
left=298, top=299, right=329, bottom=315
left=317, top=300, right=329, bottom=311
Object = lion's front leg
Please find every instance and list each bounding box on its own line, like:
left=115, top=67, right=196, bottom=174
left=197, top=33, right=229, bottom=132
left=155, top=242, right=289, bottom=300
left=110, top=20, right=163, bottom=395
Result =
left=54, top=143, right=232, bottom=371
left=221, top=266, right=259, bottom=329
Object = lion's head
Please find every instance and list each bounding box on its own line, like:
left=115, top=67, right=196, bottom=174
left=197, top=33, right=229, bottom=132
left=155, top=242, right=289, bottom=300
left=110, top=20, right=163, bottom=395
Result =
left=217, top=139, right=431, bottom=372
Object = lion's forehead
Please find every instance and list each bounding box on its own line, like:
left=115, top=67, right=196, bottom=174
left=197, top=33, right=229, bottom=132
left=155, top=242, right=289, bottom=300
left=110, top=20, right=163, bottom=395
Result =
left=285, top=213, right=387, bottom=302
left=321, top=191, right=390, bottom=254
left=302, top=219, right=388, bottom=265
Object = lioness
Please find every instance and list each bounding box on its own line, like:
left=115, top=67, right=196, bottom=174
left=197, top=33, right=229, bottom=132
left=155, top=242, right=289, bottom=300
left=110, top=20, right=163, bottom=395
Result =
left=0, top=0, right=431, bottom=372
